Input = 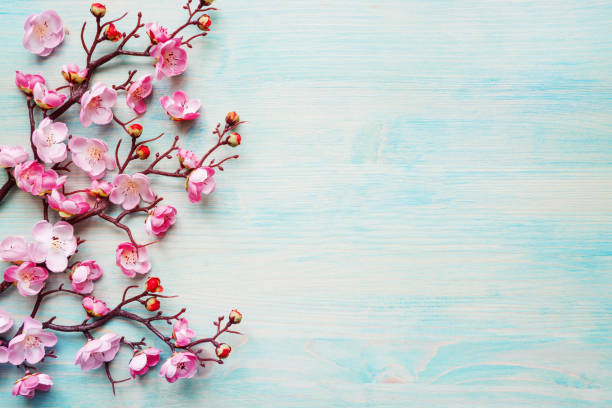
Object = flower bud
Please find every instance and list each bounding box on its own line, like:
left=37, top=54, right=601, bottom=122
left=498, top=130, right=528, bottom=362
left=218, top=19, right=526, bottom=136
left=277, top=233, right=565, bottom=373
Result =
left=145, top=297, right=161, bottom=311
left=225, top=111, right=240, bottom=126
left=229, top=309, right=242, bottom=324
left=91, top=3, right=106, bottom=18
left=136, top=145, right=150, bottom=160
left=227, top=133, right=241, bottom=147
left=105, top=23, right=122, bottom=42
left=201, top=0, right=215, bottom=6
left=127, top=124, right=143, bottom=137
left=216, top=343, right=231, bottom=359
left=197, top=14, right=212, bottom=31
left=145, top=277, right=163, bottom=293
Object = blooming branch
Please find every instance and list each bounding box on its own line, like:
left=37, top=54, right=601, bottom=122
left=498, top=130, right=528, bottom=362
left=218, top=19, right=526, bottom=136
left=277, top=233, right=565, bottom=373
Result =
left=0, top=0, right=246, bottom=399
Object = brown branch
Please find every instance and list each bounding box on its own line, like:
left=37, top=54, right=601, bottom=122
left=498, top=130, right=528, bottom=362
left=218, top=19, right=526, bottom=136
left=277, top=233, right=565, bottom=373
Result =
left=112, top=70, right=137, bottom=91
left=105, top=362, right=130, bottom=396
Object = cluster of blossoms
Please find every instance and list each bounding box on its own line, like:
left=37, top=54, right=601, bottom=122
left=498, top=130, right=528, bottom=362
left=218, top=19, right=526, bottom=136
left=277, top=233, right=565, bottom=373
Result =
left=0, top=0, right=245, bottom=399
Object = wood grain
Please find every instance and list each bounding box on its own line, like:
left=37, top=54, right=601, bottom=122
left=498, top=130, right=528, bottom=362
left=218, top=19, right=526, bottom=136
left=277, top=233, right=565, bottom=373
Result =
left=0, top=0, right=611, bottom=406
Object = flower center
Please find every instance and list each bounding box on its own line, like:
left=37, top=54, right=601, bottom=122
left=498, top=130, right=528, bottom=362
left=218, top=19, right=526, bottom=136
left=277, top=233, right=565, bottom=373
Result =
left=88, top=147, right=101, bottom=161
left=125, top=181, right=138, bottom=194
left=163, top=50, right=177, bottom=67
left=25, top=335, right=40, bottom=348
left=20, top=270, right=33, bottom=282
left=35, top=21, right=50, bottom=40
left=45, top=129, right=56, bottom=146
left=121, top=249, right=137, bottom=265
left=89, top=96, right=102, bottom=109
left=50, top=236, right=64, bottom=250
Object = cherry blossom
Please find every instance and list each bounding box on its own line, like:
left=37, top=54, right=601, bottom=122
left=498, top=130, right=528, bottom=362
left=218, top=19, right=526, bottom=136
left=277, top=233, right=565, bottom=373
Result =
left=31, top=220, right=77, bottom=273
left=82, top=296, right=110, bottom=317
left=74, top=333, right=121, bottom=371
left=61, top=63, right=88, bottom=84
left=68, top=136, right=116, bottom=179
left=3, top=262, right=49, bottom=297
left=13, top=160, right=66, bottom=196
left=151, top=38, right=187, bottom=80
left=22, top=10, right=64, bottom=56
left=47, top=190, right=91, bottom=218
left=8, top=317, right=57, bottom=365
left=12, top=373, right=53, bottom=399
left=0, top=236, right=29, bottom=262
left=88, top=179, right=113, bottom=198
left=70, top=260, right=103, bottom=294
left=145, top=205, right=177, bottom=237
left=110, top=173, right=156, bottom=210
left=159, top=352, right=198, bottom=383
left=160, top=90, right=201, bottom=121
left=0, top=145, right=29, bottom=168
left=79, top=82, right=117, bottom=127
left=33, top=83, right=66, bottom=110
left=177, top=147, right=199, bottom=169
left=0, top=308, right=14, bottom=333
left=145, top=22, right=170, bottom=44
left=126, top=74, right=153, bottom=114
left=32, top=118, right=68, bottom=164
left=186, top=167, right=216, bottom=203
left=115, top=242, right=152, bottom=277
left=15, top=71, right=45, bottom=95
left=129, top=347, right=161, bottom=377
left=172, top=318, right=196, bottom=346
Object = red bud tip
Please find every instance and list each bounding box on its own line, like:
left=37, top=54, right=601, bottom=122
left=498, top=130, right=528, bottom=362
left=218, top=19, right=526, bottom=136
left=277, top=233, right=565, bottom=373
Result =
left=216, top=343, right=231, bottom=359
left=227, top=133, right=241, bottom=147
left=229, top=309, right=242, bottom=324
left=197, top=14, right=212, bottom=31
left=145, top=277, right=163, bottom=293
left=136, top=145, right=150, bottom=160
left=91, top=3, right=106, bottom=18
left=105, top=23, right=122, bottom=42
left=145, top=297, right=161, bottom=311
left=127, top=124, right=143, bottom=137
left=225, top=111, right=240, bottom=126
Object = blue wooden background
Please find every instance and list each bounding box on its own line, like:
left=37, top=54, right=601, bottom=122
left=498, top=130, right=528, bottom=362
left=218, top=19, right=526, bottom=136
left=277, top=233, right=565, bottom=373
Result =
left=0, top=0, right=611, bottom=406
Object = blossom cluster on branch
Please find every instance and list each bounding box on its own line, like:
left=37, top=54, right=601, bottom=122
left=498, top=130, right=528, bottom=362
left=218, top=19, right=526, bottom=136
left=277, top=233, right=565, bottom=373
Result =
left=0, top=0, right=245, bottom=399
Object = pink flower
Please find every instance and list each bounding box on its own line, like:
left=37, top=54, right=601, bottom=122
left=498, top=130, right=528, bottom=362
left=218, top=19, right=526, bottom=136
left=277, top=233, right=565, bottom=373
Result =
left=13, top=160, right=66, bottom=196
left=81, top=296, right=110, bottom=317
left=110, top=173, right=156, bottom=210
left=22, top=10, right=64, bottom=56
left=33, top=83, right=66, bottom=110
left=15, top=71, right=45, bottom=95
left=74, top=333, right=121, bottom=371
left=8, top=317, right=57, bottom=365
left=68, top=136, right=115, bottom=179
left=0, top=308, right=14, bottom=333
left=187, top=167, right=216, bottom=203
left=88, top=179, right=113, bottom=198
left=0, top=146, right=29, bottom=168
left=31, top=220, right=77, bottom=273
left=126, top=74, right=153, bottom=114
left=70, top=260, right=103, bottom=294
left=47, top=190, right=91, bottom=218
left=3, top=262, right=48, bottom=296
left=172, top=318, right=196, bottom=346
left=61, top=63, right=88, bottom=83
left=145, top=205, right=177, bottom=237
left=12, top=373, right=53, bottom=399
left=115, top=242, right=151, bottom=277
left=79, top=82, right=117, bottom=127
left=129, top=347, right=161, bottom=377
left=160, top=91, right=201, bottom=121
left=151, top=38, right=187, bottom=80
left=159, top=352, right=198, bottom=383
left=0, top=236, right=28, bottom=262
left=177, top=147, right=199, bottom=169
left=32, top=118, right=68, bottom=164
left=145, top=22, right=170, bottom=44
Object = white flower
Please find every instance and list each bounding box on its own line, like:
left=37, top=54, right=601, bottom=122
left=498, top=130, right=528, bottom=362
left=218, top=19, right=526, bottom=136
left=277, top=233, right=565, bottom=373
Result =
left=31, top=220, right=77, bottom=273
left=68, top=136, right=115, bottom=179
left=32, top=118, right=68, bottom=164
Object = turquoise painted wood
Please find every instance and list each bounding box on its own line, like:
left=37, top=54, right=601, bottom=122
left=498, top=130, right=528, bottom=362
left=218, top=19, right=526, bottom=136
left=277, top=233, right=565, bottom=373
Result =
left=0, top=0, right=611, bottom=406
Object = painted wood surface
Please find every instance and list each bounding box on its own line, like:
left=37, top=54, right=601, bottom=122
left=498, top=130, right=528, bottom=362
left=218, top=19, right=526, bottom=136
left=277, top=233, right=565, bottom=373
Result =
left=0, top=0, right=611, bottom=406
